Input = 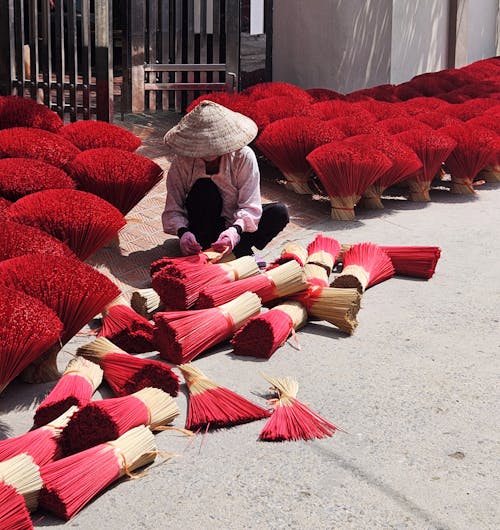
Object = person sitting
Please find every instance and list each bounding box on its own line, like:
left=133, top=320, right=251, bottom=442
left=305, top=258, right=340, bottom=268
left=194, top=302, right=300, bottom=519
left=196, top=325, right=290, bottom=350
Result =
left=161, top=100, right=289, bottom=262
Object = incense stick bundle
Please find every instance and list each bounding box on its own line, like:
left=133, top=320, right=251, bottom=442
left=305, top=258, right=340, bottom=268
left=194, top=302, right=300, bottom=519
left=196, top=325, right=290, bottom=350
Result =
left=59, top=120, right=142, bottom=151
left=179, top=364, right=270, bottom=430
left=379, top=245, right=442, bottom=279
left=0, top=94, right=63, bottom=132
left=77, top=337, right=179, bottom=398
left=0, top=196, right=11, bottom=214
left=149, top=249, right=223, bottom=276
left=39, top=426, right=157, bottom=520
left=231, top=301, right=308, bottom=358
left=130, top=288, right=163, bottom=318
left=0, top=454, right=43, bottom=513
left=306, top=234, right=341, bottom=276
left=0, top=481, right=33, bottom=530
left=271, top=242, right=308, bottom=267
left=33, top=358, right=102, bottom=428
left=304, top=263, right=330, bottom=287
left=332, top=243, right=394, bottom=293
left=98, top=295, right=154, bottom=353
left=154, top=292, right=262, bottom=364
left=152, top=255, right=259, bottom=309
left=0, top=407, right=77, bottom=466
left=196, top=260, right=307, bottom=309
left=259, top=374, right=339, bottom=442
left=59, top=387, right=179, bottom=456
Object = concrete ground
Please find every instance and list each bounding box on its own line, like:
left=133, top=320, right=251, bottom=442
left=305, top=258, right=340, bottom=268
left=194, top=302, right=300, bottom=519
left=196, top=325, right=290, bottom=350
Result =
left=0, top=112, right=499, bottom=530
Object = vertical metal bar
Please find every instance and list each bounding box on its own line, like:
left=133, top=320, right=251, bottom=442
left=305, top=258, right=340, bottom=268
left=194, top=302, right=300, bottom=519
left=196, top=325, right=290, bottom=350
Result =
left=39, top=0, right=52, bottom=106
left=66, top=0, right=78, bottom=120
left=95, top=0, right=114, bottom=122
left=264, top=0, right=273, bottom=82
left=53, top=0, right=65, bottom=117
left=161, top=0, right=170, bottom=110
left=225, top=0, right=240, bottom=92
left=0, top=0, right=14, bottom=95
left=149, top=0, right=158, bottom=110
left=131, top=0, right=146, bottom=112
left=187, top=0, right=195, bottom=104
left=81, top=0, right=92, bottom=119
left=174, top=0, right=183, bottom=111
left=28, top=0, right=39, bottom=99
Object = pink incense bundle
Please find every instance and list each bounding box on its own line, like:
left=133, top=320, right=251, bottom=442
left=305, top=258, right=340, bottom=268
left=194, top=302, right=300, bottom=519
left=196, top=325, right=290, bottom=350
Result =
left=59, top=387, right=179, bottom=456
left=0, top=407, right=77, bottom=466
left=196, top=260, right=307, bottom=309
left=98, top=295, right=154, bottom=353
left=0, top=288, right=63, bottom=392
left=231, top=301, right=308, bottom=359
left=59, top=120, right=142, bottom=151
left=306, top=234, right=341, bottom=276
left=77, top=337, right=179, bottom=398
left=345, top=134, right=423, bottom=209
left=259, top=374, right=339, bottom=442
left=67, top=148, right=163, bottom=215
left=149, top=250, right=222, bottom=276
left=179, top=364, right=270, bottom=431
left=439, top=124, right=497, bottom=194
left=39, top=426, right=157, bottom=521
left=394, top=129, right=457, bottom=201
left=268, top=242, right=308, bottom=268
left=152, top=255, right=259, bottom=310
left=306, top=142, right=393, bottom=220
left=3, top=189, right=126, bottom=260
left=0, top=158, right=76, bottom=200
left=332, top=242, right=395, bottom=293
left=0, top=481, right=33, bottom=530
left=154, top=291, right=261, bottom=364
left=0, top=254, right=120, bottom=382
left=33, top=358, right=103, bottom=428
left=0, top=95, right=63, bottom=132
left=380, top=245, right=441, bottom=279
left=0, top=127, right=80, bottom=168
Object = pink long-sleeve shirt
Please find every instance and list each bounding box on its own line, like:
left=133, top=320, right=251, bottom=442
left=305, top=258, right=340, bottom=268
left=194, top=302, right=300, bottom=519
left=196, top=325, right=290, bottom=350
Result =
left=162, top=146, right=262, bottom=235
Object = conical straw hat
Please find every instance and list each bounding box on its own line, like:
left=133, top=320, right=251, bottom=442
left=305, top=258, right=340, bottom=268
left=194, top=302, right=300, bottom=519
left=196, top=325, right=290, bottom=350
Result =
left=163, top=100, right=258, bottom=158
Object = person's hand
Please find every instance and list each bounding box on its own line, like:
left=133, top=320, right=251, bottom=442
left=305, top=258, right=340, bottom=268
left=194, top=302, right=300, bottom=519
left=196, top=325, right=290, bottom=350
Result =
left=212, top=227, right=241, bottom=253
left=179, top=231, right=202, bottom=256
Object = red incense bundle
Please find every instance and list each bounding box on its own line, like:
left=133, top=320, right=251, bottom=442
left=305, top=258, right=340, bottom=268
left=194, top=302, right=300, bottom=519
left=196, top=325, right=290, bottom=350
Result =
left=0, top=254, right=120, bottom=382
left=375, top=116, right=431, bottom=135
left=98, top=295, right=154, bottom=353
left=0, top=196, right=11, bottom=214
left=0, top=407, right=77, bottom=466
left=0, top=127, right=80, bottom=168
left=244, top=95, right=314, bottom=130
left=268, top=242, right=308, bottom=268
left=33, top=358, right=103, bottom=428
left=478, top=137, right=500, bottom=183
left=0, top=95, right=63, bottom=132
left=379, top=245, right=442, bottom=279
left=306, top=234, right=341, bottom=276
left=3, top=189, right=126, bottom=260
left=59, top=387, right=179, bottom=456
left=152, top=255, right=259, bottom=309
left=242, top=81, right=314, bottom=102
left=0, top=158, right=76, bottom=200
left=306, top=88, right=345, bottom=101
left=77, top=337, right=179, bottom=398
left=415, top=111, right=463, bottom=129
left=306, top=142, right=393, bottom=220
left=400, top=96, right=450, bottom=115
left=0, top=221, right=74, bottom=262
left=323, top=116, right=379, bottom=137
left=231, top=301, right=308, bottom=358
left=130, top=288, right=163, bottom=318
left=39, top=426, right=157, bottom=521
left=186, top=91, right=252, bottom=114
left=0, top=481, right=33, bottom=530
left=153, top=291, right=262, bottom=364
left=310, top=100, right=376, bottom=122
left=444, top=98, right=500, bottom=121
left=179, top=364, right=270, bottom=431
left=332, top=242, right=395, bottom=293
left=59, top=120, right=141, bottom=151
left=67, top=148, right=163, bottom=215
left=195, top=260, right=307, bottom=309
left=259, top=374, right=339, bottom=442
left=149, top=249, right=223, bottom=276
left=356, top=99, right=407, bottom=120
left=394, top=129, right=457, bottom=201
left=0, top=288, right=63, bottom=392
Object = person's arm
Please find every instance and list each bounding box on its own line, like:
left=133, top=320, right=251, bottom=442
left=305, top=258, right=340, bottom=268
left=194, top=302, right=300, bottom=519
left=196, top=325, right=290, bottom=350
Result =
left=161, top=158, right=190, bottom=236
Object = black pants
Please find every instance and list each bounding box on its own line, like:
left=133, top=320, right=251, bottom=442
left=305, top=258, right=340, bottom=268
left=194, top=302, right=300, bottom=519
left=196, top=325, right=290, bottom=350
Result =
left=185, top=178, right=289, bottom=257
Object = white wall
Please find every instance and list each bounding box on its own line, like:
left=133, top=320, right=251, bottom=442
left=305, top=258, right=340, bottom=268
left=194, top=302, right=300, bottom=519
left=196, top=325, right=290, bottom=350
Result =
left=390, top=0, right=450, bottom=84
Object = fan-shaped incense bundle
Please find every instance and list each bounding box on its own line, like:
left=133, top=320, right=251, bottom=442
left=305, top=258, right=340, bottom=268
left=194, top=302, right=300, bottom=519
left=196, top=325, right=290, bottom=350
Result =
left=33, top=358, right=102, bottom=428
left=400, top=96, right=450, bottom=115
left=186, top=91, right=252, bottom=114
left=67, top=148, right=163, bottom=215
left=0, top=221, right=74, bottom=262
left=0, top=127, right=80, bottom=167
left=59, top=387, right=179, bottom=456
left=98, top=295, right=154, bottom=353
left=379, top=245, right=442, bottom=279
left=259, top=374, right=339, bottom=442
left=478, top=137, right=500, bottom=183
left=415, top=111, right=462, bottom=129
left=375, top=116, right=431, bottom=135
left=306, top=234, right=341, bottom=276
left=242, top=81, right=314, bottom=102
left=445, top=98, right=500, bottom=121
left=0, top=95, right=63, bottom=132
left=306, top=142, right=393, bottom=220
left=356, top=99, right=406, bottom=120
left=311, top=100, right=376, bottom=122
left=0, top=254, right=120, bottom=382
left=4, top=189, right=126, bottom=260
left=324, top=116, right=379, bottom=137
left=0, top=288, right=63, bottom=392
left=59, top=120, right=141, bottom=151
left=152, top=255, right=259, bottom=310
left=0, top=196, right=11, bottom=214
left=394, top=129, right=457, bottom=201
left=0, top=480, right=33, bottom=530
left=0, top=407, right=77, bottom=466
left=130, top=288, right=163, bottom=318
left=231, top=301, right=308, bottom=358
left=244, top=95, right=314, bottom=130
left=0, top=158, right=76, bottom=201
left=332, top=242, right=394, bottom=292
left=196, top=260, right=307, bottom=309
left=77, top=337, right=179, bottom=398
left=179, top=364, right=270, bottom=430
left=306, top=88, right=345, bottom=101
left=154, top=291, right=262, bottom=364
left=39, top=426, right=158, bottom=520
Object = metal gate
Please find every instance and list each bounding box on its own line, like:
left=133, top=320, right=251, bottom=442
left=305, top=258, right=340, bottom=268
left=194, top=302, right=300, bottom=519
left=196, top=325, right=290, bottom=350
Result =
left=125, top=0, right=241, bottom=113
